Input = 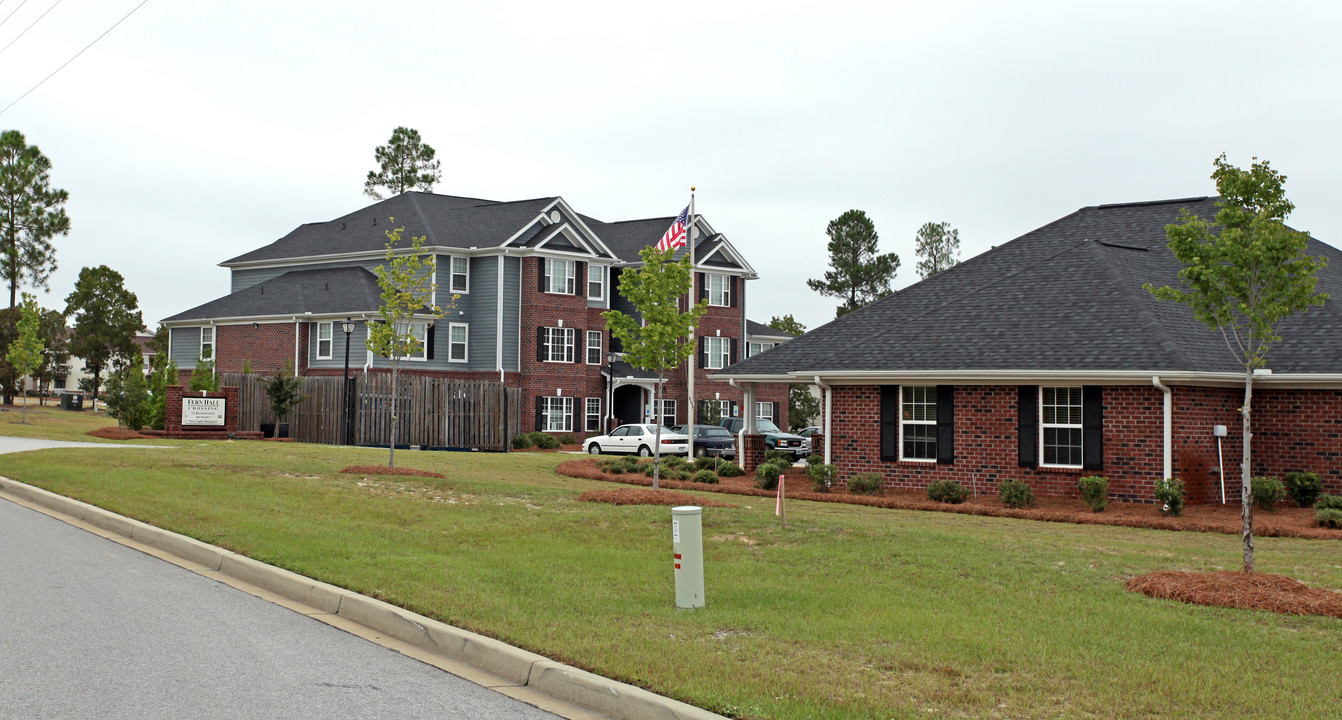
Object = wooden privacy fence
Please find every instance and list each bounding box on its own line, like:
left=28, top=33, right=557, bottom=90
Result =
left=220, top=373, right=521, bottom=451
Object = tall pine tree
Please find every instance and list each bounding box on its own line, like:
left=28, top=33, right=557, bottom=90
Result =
left=806, top=209, right=899, bottom=318
left=1, top=130, right=69, bottom=307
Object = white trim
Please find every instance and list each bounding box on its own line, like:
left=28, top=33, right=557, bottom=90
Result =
left=586, top=264, right=605, bottom=301
left=543, top=326, right=576, bottom=363
left=585, top=330, right=602, bottom=365
left=448, top=322, right=468, bottom=363
left=449, top=255, right=469, bottom=295
left=315, top=321, right=333, bottom=360
left=199, top=325, right=214, bottom=361
left=706, top=272, right=730, bottom=307
left=704, top=336, right=730, bottom=370
left=585, top=396, right=602, bottom=432
left=898, top=385, right=937, bottom=463
left=543, top=258, right=577, bottom=295
left=712, top=369, right=1342, bottom=389
left=1039, top=386, right=1083, bottom=469
left=543, top=395, right=575, bottom=432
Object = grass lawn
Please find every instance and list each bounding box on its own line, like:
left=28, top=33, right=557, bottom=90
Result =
left=2, top=408, right=1339, bottom=719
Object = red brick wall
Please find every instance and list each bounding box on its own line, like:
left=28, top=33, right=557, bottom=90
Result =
left=518, top=257, right=608, bottom=437
left=214, top=322, right=301, bottom=375
left=824, top=383, right=1342, bottom=505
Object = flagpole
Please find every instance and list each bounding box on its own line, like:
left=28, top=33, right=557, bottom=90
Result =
left=686, top=186, right=697, bottom=460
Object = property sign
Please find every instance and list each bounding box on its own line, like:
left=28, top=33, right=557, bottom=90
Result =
left=182, top=397, right=226, bottom=426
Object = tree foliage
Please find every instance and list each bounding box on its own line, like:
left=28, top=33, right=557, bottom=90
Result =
left=31, top=305, right=68, bottom=403
left=104, top=354, right=151, bottom=431
left=602, top=246, right=708, bottom=488
left=768, top=315, right=820, bottom=431
left=364, top=126, right=441, bottom=200
left=64, top=265, right=143, bottom=410
left=1146, top=154, right=1328, bottom=573
left=367, top=220, right=446, bottom=467
left=1, top=130, right=69, bottom=307
left=806, top=209, right=899, bottom=318
left=146, top=328, right=177, bottom=430
left=914, top=221, right=961, bottom=279
left=5, top=292, right=44, bottom=421
left=264, top=359, right=306, bottom=422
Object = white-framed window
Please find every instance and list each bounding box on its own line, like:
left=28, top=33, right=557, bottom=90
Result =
left=316, top=321, right=333, bottom=359
left=700, top=399, right=730, bottom=423
left=756, top=402, right=774, bottom=421
left=544, top=258, right=576, bottom=294
left=585, top=397, right=602, bottom=432
left=450, top=256, right=469, bottom=293
left=543, top=327, right=576, bottom=363
left=587, top=264, right=605, bottom=300
left=448, top=323, right=468, bottom=363
left=747, top=341, right=773, bottom=357
left=543, top=396, right=574, bottom=432
left=900, top=386, right=937, bottom=462
left=704, top=336, right=730, bottom=369
left=200, top=326, right=214, bottom=361
left=402, top=321, right=429, bottom=361
left=707, top=273, right=730, bottom=306
left=1041, top=386, right=1083, bottom=467
left=585, top=330, right=602, bottom=365
left=655, top=399, right=676, bottom=427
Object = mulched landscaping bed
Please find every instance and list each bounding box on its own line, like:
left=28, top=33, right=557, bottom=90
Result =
left=1127, top=571, right=1342, bottom=618
left=556, top=458, right=1342, bottom=540
left=340, top=465, right=445, bottom=479
left=86, top=427, right=153, bottom=440
left=578, top=489, right=737, bottom=507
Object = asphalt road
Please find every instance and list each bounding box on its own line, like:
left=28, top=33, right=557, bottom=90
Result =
left=0, top=497, right=563, bottom=720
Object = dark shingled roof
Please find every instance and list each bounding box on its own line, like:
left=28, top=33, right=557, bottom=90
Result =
left=163, top=267, right=385, bottom=322
left=747, top=320, right=795, bottom=339
left=720, top=197, right=1342, bottom=377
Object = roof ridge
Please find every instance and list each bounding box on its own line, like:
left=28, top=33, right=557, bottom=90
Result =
left=409, top=193, right=438, bottom=245
left=1093, top=196, right=1213, bottom=210
left=1084, top=240, right=1194, bottom=368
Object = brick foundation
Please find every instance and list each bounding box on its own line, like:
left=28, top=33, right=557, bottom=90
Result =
left=163, top=385, right=263, bottom=440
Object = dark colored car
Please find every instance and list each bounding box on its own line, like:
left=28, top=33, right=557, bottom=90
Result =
left=719, top=418, right=810, bottom=459
left=672, top=425, right=738, bottom=459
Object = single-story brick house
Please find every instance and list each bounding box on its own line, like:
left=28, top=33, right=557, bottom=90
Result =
left=714, top=197, right=1342, bottom=504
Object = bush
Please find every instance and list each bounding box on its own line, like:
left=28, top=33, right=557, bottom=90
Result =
left=717, top=461, right=744, bottom=477
left=847, top=472, right=884, bottom=496
left=806, top=463, right=836, bottom=493
left=926, top=479, right=969, bottom=504
left=1251, top=476, right=1285, bottom=511
left=805, top=453, right=825, bottom=467
left=1154, top=477, right=1184, bottom=517
left=527, top=432, right=561, bottom=450
left=599, top=458, right=637, bottom=475
left=1315, top=508, right=1342, bottom=529
left=998, top=480, right=1036, bottom=509
left=1077, top=475, right=1109, bottom=513
left=1284, top=471, right=1324, bottom=508
left=755, top=460, right=790, bottom=490
left=558, top=433, right=578, bottom=446
left=693, top=456, right=720, bottom=472
left=511, top=433, right=533, bottom=449
left=692, top=469, right=719, bottom=484
left=1314, top=494, right=1342, bottom=511
left=764, top=449, right=795, bottom=464
left=661, top=455, right=688, bottom=469
left=663, top=468, right=692, bottom=482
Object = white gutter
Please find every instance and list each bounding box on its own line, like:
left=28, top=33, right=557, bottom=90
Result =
left=293, top=317, right=301, bottom=373
left=815, top=375, right=831, bottom=465
left=497, top=249, right=505, bottom=382
left=1152, top=376, right=1173, bottom=480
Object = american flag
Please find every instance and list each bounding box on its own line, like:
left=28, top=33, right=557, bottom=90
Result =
left=655, top=205, right=690, bottom=252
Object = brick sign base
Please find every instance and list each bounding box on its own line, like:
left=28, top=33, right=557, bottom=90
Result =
left=159, top=386, right=263, bottom=440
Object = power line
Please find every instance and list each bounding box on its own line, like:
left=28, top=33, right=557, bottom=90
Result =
left=0, top=0, right=64, bottom=57
left=0, top=0, right=150, bottom=116
left=0, top=0, right=32, bottom=31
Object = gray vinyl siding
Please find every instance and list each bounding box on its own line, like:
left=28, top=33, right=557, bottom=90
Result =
left=170, top=326, right=203, bottom=369
left=586, top=263, right=610, bottom=310
left=306, top=321, right=364, bottom=370
left=231, top=260, right=385, bottom=294
left=501, top=255, right=521, bottom=372
left=608, top=268, right=640, bottom=321
left=461, top=256, right=497, bottom=370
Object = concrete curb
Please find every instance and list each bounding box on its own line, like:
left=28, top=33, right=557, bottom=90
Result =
left=0, top=476, right=725, bottom=720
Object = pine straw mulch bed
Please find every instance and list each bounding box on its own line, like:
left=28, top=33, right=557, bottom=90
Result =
left=1126, top=571, right=1342, bottom=618
left=578, top=489, right=737, bottom=507
left=556, top=458, right=1342, bottom=540
left=340, top=465, right=445, bottom=479
left=86, top=427, right=154, bottom=440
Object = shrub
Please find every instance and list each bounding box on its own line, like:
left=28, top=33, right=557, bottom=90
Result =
left=847, top=472, right=884, bottom=495
left=998, top=480, right=1036, bottom=509
left=764, top=449, right=794, bottom=464
left=693, top=456, right=719, bottom=472
left=663, top=468, right=692, bottom=482
left=1314, top=494, right=1342, bottom=511
left=1315, top=508, right=1342, bottom=529
left=599, top=458, right=636, bottom=475
left=1153, top=477, right=1184, bottom=517
left=717, top=461, right=744, bottom=477
left=511, top=433, right=534, bottom=449
left=1284, top=471, right=1324, bottom=508
left=1077, top=475, right=1109, bottom=513
left=1251, top=476, right=1285, bottom=512
left=692, top=469, right=719, bottom=484
left=926, top=479, right=970, bottom=504
left=806, top=463, right=836, bottom=493
left=755, top=460, right=790, bottom=490
left=661, top=455, right=688, bottom=469
left=528, top=432, right=561, bottom=450
left=558, top=433, right=578, bottom=446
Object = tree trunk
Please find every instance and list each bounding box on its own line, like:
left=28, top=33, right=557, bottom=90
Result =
left=651, top=376, right=662, bottom=490
left=388, top=364, right=399, bottom=468
left=1241, top=369, right=1254, bottom=573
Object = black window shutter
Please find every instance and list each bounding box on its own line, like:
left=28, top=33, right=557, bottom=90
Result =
left=697, top=273, right=707, bottom=303
left=537, top=327, right=546, bottom=362
left=880, top=385, right=898, bottom=462
left=575, top=262, right=586, bottom=294
left=1082, top=385, right=1104, bottom=470
left=730, top=338, right=738, bottom=365
left=698, top=337, right=705, bottom=368
left=936, top=385, right=955, bottom=464
left=1018, top=385, right=1038, bottom=468
left=426, top=325, right=435, bottom=360
left=535, top=396, right=544, bottom=432
left=538, top=258, right=546, bottom=293
left=771, top=401, right=779, bottom=422
left=730, top=276, right=738, bottom=307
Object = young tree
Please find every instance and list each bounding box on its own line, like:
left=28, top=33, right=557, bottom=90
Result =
left=31, top=306, right=68, bottom=404
left=188, top=358, right=220, bottom=392
left=603, top=246, right=708, bottom=488
left=914, top=221, right=961, bottom=279
left=367, top=220, right=445, bottom=467
left=146, top=349, right=177, bottom=431
left=104, top=354, right=152, bottom=431
left=767, top=315, right=820, bottom=431
left=1147, top=154, right=1328, bottom=573
left=264, top=359, right=306, bottom=428
left=1, top=130, right=69, bottom=307
left=6, top=292, right=44, bottom=421
left=64, top=265, right=144, bottom=412
left=806, top=209, right=899, bottom=318
left=364, top=127, right=442, bottom=200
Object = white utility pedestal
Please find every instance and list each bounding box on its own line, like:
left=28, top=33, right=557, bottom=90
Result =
left=672, top=506, right=704, bottom=609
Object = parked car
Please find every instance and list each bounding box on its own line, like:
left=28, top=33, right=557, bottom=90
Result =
left=719, top=418, right=810, bottom=459
left=798, top=426, right=822, bottom=453
left=584, top=424, right=688, bottom=456
left=671, top=424, right=738, bottom=459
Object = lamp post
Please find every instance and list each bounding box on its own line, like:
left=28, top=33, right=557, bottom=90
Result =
left=341, top=318, right=356, bottom=445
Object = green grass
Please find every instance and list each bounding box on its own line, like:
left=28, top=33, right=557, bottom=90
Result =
left=2, top=411, right=1339, bottom=719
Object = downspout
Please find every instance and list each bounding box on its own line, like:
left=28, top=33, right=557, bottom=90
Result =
left=815, top=376, right=831, bottom=465
left=497, top=250, right=506, bottom=383
left=1152, top=376, right=1173, bottom=480
left=293, top=317, right=301, bottom=375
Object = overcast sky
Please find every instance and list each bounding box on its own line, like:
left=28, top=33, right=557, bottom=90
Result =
left=3, top=1, right=1339, bottom=334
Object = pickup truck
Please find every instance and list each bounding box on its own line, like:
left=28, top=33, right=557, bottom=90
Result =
left=720, top=417, right=810, bottom=459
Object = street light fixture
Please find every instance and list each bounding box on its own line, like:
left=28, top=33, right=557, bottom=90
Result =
left=341, top=318, right=356, bottom=445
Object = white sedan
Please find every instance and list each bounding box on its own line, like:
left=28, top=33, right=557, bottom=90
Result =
left=585, top=424, right=689, bottom=456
